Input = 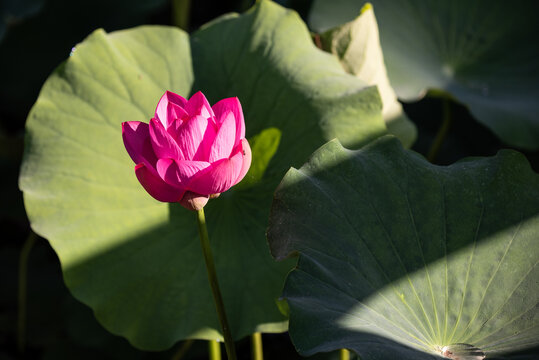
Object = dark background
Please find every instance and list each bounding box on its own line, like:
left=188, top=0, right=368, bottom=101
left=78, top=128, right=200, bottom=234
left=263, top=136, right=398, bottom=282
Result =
left=1, top=0, right=537, bottom=359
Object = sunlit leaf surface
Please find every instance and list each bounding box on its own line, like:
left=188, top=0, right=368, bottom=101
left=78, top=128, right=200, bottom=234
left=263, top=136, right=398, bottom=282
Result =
left=19, top=0, right=384, bottom=350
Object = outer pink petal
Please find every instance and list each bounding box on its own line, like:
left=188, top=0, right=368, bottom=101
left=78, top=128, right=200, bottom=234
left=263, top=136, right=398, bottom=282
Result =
left=156, top=158, right=211, bottom=188
left=175, top=114, right=217, bottom=161
left=208, top=110, right=236, bottom=162
left=212, top=97, right=245, bottom=145
left=149, top=118, right=184, bottom=161
left=155, top=91, right=188, bottom=127
left=234, top=138, right=252, bottom=185
left=188, top=147, right=245, bottom=195
left=185, top=91, right=214, bottom=119
left=122, top=121, right=157, bottom=168
left=135, top=163, right=184, bottom=202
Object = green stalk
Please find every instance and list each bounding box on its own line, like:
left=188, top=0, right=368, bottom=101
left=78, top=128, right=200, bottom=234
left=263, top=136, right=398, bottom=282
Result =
left=171, top=339, right=194, bottom=360
left=340, top=349, right=350, bottom=360
left=427, top=97, right=452, bottom=163
left=251, top=332, right=263, bottom=360
left=196, top=209, right=237, bottom=360
left=17, top=231, right=37, bottom=353
left=172, top=0, right=191, bottom=30
left=209, top=340, right=222, bottom=360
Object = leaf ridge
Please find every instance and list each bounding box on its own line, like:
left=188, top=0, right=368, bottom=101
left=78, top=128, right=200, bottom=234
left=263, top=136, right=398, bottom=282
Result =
left=447, top=191, right=484, bottom=344
left=480, top=320, right=539, bottom=350
left=465, top=261, right=538, bottom=345
left=32, top=119, right=127, bottom=167
left=44, top=91, right=119, bottom=133
left=360, top=155, right=438, bottom=344
left=458, top=218, right=523, bottom=341
left=292, top=263, right=433, bottom=350
left=404, top=161, right=440, bottom=342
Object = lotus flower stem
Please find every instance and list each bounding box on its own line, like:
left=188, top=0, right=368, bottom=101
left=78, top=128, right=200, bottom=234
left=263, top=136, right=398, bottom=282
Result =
left=17, top=231, right=37, bottom=353
left=251, top=332, right=263, bottom=360
left=196, top=208, right=237, bottom=360
left=208, top=340, right=222, bottom=360
left=172, top=0, right=191, bottom=30
left=427, top=97, right=452, bottom=163
left=339, top=349, right=350, bottom=360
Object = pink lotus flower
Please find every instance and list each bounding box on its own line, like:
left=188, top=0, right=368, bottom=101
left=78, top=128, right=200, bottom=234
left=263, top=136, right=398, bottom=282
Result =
left=122, top=91, right=251, bottom=210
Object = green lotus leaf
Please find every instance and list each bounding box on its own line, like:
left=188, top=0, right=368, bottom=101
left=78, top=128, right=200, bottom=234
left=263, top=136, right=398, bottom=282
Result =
left=237, top=127, right=282, bottom=190
left=268, top=136, right=539, bottom=359
left=19, top=0, right=385, bottom=350
left=319, top=3, right=416, bottom=148
left=310, top=0, right=539, bottom=150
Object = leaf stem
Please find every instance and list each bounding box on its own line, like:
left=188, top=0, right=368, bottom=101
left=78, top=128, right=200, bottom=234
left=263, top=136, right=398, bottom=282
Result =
left=251, top=332, right=263, bottom=360
left=427, top=97, right=452, bottom=163
left=170, top=339, right=194, bottom=360
left=340, top=349, right=350, bottom=360
left=196, top=209, right=237, bottom=360
left=172, top=0, right=191, bottom=30
left=209, top=340, right=222, bottom=360
left=17, top=231, right=37, bottom=353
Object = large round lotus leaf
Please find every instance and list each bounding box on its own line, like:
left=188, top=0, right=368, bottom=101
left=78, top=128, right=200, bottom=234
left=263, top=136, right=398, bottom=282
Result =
left=319, top=4, right=416, bottom=148
left=309, top=0, right=539, bottom=150
left=268, top=136, right=539, bottom=359
left=19, top=0, right=385, bottom=351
